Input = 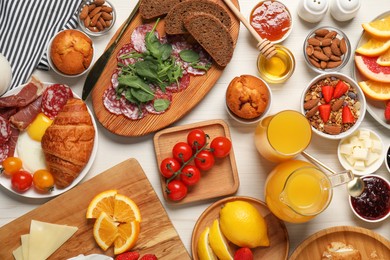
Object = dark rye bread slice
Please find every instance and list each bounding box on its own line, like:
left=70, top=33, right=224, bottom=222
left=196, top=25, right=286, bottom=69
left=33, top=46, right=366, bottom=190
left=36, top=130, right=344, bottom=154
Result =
left=165, top=0, right=231, bottom=35
left=184, top=12, right=234, bottom=67
left=139, top=0, right=185, bottom=20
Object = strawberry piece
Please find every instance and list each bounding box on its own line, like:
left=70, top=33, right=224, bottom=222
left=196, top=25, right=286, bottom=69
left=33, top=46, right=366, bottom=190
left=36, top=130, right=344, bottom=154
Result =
left=333, top=80, right=349, bottom=98
left=321, top=85, right=334, bottom=103
left=234, top=247, right=253, bottom=260
left=140, top=254, right=157, bottom=260
left=384, top=101, right=390, bottom=121
left=342, top=106, right=355, bottom=123
left=318, top=104, right=331, bottom=123
left=116, top=251, right=140, bottom=260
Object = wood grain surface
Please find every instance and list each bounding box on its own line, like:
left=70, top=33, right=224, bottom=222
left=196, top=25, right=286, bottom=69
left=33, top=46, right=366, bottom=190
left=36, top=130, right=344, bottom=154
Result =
left=0, top=159, right=190, bottom=260
left=153, top=119, right=239, bottom=204
left=289, top=226, right=390, bottom=260
left=91, top=0, right=240, bottom=136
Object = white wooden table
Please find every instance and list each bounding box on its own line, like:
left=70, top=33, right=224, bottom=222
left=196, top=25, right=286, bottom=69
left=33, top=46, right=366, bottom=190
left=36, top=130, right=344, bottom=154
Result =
left=1, top=0, right=389, bottom=258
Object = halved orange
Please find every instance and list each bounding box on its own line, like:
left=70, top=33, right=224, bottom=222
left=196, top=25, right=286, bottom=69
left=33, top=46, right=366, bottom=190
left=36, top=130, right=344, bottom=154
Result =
left=355, top=38, right=390, bottom=57
left=114, top=221, right=140, bottom=255
left=86, top=189, right=117, bottom=219
left=358, top=80, right=390, bottom=100
left=362, top=16, right=390, bottom=38
left=93, top=212, right=118, bottom=251
left=114, top=194, right=142, bottom=223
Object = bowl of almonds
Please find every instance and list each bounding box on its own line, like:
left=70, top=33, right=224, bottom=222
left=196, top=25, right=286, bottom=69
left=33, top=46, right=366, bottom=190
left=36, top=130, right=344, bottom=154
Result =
left=300, top=73, right=366, bottom=140
left=77, top=0, right=115, bottom=36
left=303, top=26, right=351, bottom=73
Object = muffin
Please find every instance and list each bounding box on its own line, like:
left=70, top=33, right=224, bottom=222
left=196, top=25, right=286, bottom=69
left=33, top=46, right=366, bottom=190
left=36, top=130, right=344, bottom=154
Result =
left=50, top=29, right=93, bottom=75
left=226, top=75, right=270, bottom=119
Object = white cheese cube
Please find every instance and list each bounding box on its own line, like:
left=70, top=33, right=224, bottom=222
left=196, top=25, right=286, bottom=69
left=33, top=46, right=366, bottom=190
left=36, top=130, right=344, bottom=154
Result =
left=349, top=136, right=360, bottom=146
left=365, top=152, right=380, bottom=166
left=352, top=147, right=368, bottom=160
left=344, top=154, right=356, bottom=166
left=353, top=160, right=366, bottom=171
left=362, top=138, right=372, bottom=148
left=340, top=143, right=354, bottom=155
left=371, top=140, right=382, bottom=153
left=358, top=129, right=371, bottom=140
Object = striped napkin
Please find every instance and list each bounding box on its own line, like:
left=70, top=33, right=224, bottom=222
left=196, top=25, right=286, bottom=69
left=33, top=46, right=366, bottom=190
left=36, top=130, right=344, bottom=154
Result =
left=0, top=0, right=82, bottom=90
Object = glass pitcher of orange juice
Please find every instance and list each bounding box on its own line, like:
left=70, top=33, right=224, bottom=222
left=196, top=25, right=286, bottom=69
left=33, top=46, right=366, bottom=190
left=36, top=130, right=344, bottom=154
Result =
left=265, top=160, right=353, bottom=223
left=254, top=110, right=312, bottom=162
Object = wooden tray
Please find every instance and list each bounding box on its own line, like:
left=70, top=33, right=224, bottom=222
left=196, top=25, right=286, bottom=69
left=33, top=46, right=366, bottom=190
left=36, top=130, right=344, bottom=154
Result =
left=289, top=226, right=390, bottom=260
left=153, top=119, right=239, bottom=204
left=191, top=196, right=289, bottom=259
left=0, top=159, right=190, bottom=260
left=91, top=0, right=240, bottom=136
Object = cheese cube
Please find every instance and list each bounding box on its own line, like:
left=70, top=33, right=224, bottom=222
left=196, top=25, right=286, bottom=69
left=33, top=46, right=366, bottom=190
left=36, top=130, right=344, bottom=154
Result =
left=352, top=147, right=368, bottom=160
left=371, top=140, right=382, bottom=153
left=358, top=129, right=371, bottom=140
left=353, top=160, right=366, bottom=171
left=349, top=136, right=360, bottom=146
left=365, top=152, right=380, bottom=166
left=362, top=138, right=372, bottom=148
left=344, top=154, right=356, bottom=166
left=340, top=143, right=354, bottom=155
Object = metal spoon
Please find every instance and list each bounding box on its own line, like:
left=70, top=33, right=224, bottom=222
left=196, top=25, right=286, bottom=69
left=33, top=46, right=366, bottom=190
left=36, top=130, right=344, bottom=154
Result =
left=302, top=151, right=365, bottom=197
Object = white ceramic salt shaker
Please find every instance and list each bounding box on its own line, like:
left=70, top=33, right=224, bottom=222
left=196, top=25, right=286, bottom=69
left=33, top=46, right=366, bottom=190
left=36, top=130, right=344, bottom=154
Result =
left=0, top=53, right=12, bottom=96
left=297, top=0, right=329, bottom=23
left=330, top=0, right=361, bottom=21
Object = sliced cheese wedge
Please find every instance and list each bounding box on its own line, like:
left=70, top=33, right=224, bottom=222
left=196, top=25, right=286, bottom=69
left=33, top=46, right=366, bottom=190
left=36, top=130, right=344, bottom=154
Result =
left=12, top=246, right=23, bottom=260
left=21, top=234, right=29, bottom=260
left=28, top=220, right=78, bottom=260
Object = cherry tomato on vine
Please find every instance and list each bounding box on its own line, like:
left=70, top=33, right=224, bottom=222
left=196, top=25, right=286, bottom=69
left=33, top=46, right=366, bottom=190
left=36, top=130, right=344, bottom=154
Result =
left=11, top=170, right=33, bottom=192
left=160, top=157, right=181, bottom=178
left=180, top=165, right=201, bottom=186
left=172, top=142, right=193, bottom=163
left=1, top=157, right=23, bottom=176
left=33, top=169, right=54, bottom=193
left=166, top=180, right=188, bottom=201
left=187, top=129, right=207, bottom=150
left=210, top=136, right=232, bottom=158
left=194, top=150, right=215, bottom=171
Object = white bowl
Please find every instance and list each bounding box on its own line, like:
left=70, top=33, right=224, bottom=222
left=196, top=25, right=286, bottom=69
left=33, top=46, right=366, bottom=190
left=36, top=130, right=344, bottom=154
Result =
left=300, top=72, right=366, bottom=140
left=47, top=29, right=95, bottom=78
left=337, top=128, right=385, bottom=176
left=349, top=174, right=390, bottom=223
left=386, top=145, right=390, bottom=174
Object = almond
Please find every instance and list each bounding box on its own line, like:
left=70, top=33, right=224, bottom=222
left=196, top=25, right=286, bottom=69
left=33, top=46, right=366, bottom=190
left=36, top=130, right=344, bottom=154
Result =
left=89, top=6, right=102, bottom=17
left=321, top=38, right=332, bottom=47
left=324, top=31, right=337, bottom=39
left=306, top=106, right=319, bottom=118
left=340, top=38, right=347, bottom=54
left=330, top=54, right=341, bottom=61
left=308, top=38, right=321, bottom=46
left=320, top=61, right=327, bottom=69
left=101, top=11, right=113, bottom=21
left=332, top=99, right=344, bottom=111
left=313, top=50, right=330, bottom=61
left=309, top=57, right=321, bottom=68
left=90, top=12, right=102, bottom=27
left=101, top=6, right=113, bottom=13
left=88, top=4, right=96, bottom=12
left=96, top=21, right=104, bottom=31
left=314, top=29, right=329, bottom=37
left=84, top=16, right=91, bottom=27
left=79, top=6, right=89, bottom=20
left=304, top=99, right=319, bottom=110
left=327, top=61, right=342, bottom=68
left=323, top=46, right=332, bottom=57
left=324, top=125, right=342, bottom=135
left=94, top=0, right=105, bottom=6
left=306, top=45, right=314, bottom=56
left=99, top=17, right=106, bottom=27
left=331, top=42, right=342, bottom=56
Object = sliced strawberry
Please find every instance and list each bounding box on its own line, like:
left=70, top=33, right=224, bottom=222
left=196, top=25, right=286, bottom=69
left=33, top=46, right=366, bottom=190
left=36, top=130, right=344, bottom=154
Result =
left=234, top=247, right=253, bottom=260
left=321, top=85, right=334, bottom=103
left=342, top=106, right=355, bottom=123
left=384, top=101, right=390, bottom=121
left=318, top=104, right=331, bottom=123
left=333, top=80, right=349, bottom=98
left=116, top=251, right=140, bottom=260
left=140, top=254, right=158, bottom=260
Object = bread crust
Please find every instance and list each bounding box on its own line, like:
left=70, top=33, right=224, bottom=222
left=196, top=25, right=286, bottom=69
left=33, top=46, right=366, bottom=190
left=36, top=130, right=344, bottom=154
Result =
left=322, top=242, right=362, bottom=260
left=139, top=0, right=185, bottom=19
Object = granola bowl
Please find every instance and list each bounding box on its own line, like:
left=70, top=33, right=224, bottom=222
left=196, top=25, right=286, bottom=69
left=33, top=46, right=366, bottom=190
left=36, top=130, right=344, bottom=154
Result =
left=300, top=73, right=366, bottom=140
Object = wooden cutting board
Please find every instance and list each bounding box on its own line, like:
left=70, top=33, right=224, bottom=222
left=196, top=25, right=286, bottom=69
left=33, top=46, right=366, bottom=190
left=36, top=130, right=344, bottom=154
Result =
left=0, top=159, right=191, bottom=260
left=91, top=0, right=240, bottom=136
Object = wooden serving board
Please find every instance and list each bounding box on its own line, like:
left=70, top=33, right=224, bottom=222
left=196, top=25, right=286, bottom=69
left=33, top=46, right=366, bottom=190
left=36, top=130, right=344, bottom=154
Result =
left=91, top=0, right=240, bottom=136
left=0, top=159, right=191, bottom=260
left=289, top=226, right=390, bottom=260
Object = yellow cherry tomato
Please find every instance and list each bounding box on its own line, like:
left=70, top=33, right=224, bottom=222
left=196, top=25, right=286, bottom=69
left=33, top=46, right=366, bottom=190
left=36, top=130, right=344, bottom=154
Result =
left=2, top=157, right=23, bottom=176
left=33, top=169, right=54, bottom=193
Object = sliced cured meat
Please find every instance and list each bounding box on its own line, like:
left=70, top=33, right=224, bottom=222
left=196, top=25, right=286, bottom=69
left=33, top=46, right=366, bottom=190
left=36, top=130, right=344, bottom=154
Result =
left=131, top=24, right=159, bottom=53
left=0, top=82, right=41, bottom=108
left=0, top=142, right=10, bottom=163
left=103, top=87, right=122, bottom=115
left=111, top=69, right=121, bottom=89
left=120, top=97, right=146, bottom=120
left=10, top=96, right=43, bottom=131
left=6, top=127, right=19, bottom=158
left=166, top=73, right=191, bottom=93
left=0, top=115, right=11, bottom=144
left=41, top=84, right=73, bottom=119
left=117, top=43, right=141, bottom=66
left=145, top=90, right=173, bottom=114
left=0, top=107, right=17, bottom=120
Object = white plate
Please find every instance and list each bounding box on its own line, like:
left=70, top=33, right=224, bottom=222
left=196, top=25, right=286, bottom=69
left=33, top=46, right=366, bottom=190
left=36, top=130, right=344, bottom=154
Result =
left=352, top=11, right=390, bottom=130
left=0, top=83, right=98, bottom=199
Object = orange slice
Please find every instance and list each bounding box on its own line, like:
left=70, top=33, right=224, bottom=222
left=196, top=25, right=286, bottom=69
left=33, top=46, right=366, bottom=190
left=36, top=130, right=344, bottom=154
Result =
left=93, top=212, right=118, bottom=251
left=377, top=48, right=390, bottom=66
left=358, top=80, right=390, bottom=100
left=86, top=189, right=117, bottom=219
left=355, top=38, right=390, bottom=57
left=114, top=194, right=142, bottom=223
left=362, top=16, right=390, bottom=38
left=114, top=221, right=140, bottom=255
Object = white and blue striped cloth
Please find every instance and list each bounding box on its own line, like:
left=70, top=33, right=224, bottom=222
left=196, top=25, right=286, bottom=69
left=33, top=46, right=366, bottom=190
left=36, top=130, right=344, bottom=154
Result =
left=0, top=0, right=82, bottom=90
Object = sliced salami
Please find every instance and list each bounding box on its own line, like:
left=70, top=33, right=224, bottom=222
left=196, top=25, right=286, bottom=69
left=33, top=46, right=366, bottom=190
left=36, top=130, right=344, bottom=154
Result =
left=145, top=90, right=173, bottom=114
left=120, top=97, right=146, bottom=120
left=103, top=87, right=122, bottom=115
left=111, top=69, right=121, bottom=89
left=166, top=73, right=191, bottom=93
left=0, top=115, right=11, bottom=144
left=41, top=84, right=73, bottom=119
left=117, top=43, right=140, bottom=66
left=130, top=24, right=159, bottom=53
left=0, top=142, right=9, bottom=163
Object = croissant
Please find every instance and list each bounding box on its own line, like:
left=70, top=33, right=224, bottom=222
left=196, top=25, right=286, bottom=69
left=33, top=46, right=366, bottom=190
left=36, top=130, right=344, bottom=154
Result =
left=41, top=98, right=95, bottom=189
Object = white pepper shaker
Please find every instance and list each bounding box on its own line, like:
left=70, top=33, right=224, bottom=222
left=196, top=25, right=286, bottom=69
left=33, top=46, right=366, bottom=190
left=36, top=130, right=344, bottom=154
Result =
left=330, top=0, right=361, bottom=21
left=297, top=0, right=329, bottom=23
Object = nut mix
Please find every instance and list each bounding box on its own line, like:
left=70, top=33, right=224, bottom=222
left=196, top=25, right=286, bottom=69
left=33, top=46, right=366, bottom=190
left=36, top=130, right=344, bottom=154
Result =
left=303, top=76, right=361, bottom=135
left=79, top=0, right=113, bottom=32
left=305, top=28, right=348, bottom=70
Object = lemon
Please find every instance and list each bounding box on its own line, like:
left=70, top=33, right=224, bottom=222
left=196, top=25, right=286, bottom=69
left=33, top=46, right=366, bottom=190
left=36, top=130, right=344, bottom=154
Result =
left=209, top=219, right=234, bottom=260
left=197, top=226, right=218, bottom=260
left=219, top=200, right=269, bottom=248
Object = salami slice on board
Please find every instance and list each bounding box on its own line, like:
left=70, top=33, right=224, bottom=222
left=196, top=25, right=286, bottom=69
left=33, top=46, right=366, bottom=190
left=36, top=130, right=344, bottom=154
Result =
left=103, top=87, right=122, bottom=115
left=166, top=73, right=191, bottom=93
left=131, top=24, right=159, bottom=53
left=145, top=90, right=173, bottom=114
left=120, top=98, right=146, bottom=120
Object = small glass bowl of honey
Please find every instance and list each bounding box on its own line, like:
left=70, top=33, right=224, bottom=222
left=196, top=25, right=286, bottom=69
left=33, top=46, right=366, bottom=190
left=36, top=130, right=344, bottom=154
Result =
left=257, top=45, right=295, bottom=84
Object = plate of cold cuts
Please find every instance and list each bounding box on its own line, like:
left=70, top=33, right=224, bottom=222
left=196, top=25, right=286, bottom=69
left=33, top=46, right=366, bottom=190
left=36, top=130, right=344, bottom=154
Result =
left=90, top=0, right=240, bottom=136
left=0, top=77, right=98, bottom=199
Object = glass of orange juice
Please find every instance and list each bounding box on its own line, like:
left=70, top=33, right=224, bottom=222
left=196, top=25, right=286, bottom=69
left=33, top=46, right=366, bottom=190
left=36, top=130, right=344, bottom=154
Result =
left=254, top=110, right=312, bottom=162
left=265, top=160, right=354, bottom=223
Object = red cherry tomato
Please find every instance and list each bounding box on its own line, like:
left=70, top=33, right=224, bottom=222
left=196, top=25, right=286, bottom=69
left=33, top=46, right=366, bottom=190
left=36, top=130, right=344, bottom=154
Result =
left=11, top=170, right=33, bottom=192
left=210, top=136, right=232, bottom=158
left=160, top=157, right=181, bottom=178
left=187, top=129, right=207, bottom=150
left=2, top=157, right=23, bottom=176
left=194, top=150, right=215, bottom=171
left=166, top=180, right=188, bottom=201
left=180, top=165, right=201, bottom=186
left=172, top=142, right=193, bottom=163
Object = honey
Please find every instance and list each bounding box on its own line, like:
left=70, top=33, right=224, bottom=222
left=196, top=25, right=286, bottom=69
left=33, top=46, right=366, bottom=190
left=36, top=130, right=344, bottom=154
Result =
left=257, top=45, right=295, bottom=84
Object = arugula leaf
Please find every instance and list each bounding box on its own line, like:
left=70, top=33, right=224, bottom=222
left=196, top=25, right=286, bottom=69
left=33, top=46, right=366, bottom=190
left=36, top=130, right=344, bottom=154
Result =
left=135, top=60, right=160, bottom=81
left=154, top=99, right=170, bottom=112
left=159, top=44, right=173, bottom=61
left=131, top=88, right=154, bottom=103
left=179, top=49, right=200, bottom=63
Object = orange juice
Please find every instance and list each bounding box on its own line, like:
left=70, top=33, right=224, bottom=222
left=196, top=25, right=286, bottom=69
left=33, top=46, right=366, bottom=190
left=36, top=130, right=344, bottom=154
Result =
left=265, top=160, right=332, bottom=223
left=255, top=110, right=312, bottom=162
